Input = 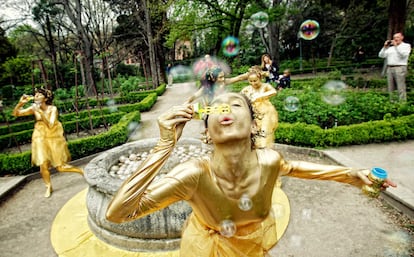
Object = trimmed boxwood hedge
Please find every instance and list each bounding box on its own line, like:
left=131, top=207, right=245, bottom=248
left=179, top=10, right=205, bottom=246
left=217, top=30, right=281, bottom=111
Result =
left=275, top=114, right=414, bottom=147
left=0, top=85, right=165, bottom=176
left=1, top=82, right=414, bottom=175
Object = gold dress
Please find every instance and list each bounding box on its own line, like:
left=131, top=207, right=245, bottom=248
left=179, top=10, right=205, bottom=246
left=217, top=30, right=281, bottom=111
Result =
left=31, top=105, right=71, bottom=167
left=106, top=132, right=367, bottom=257
left=240, top=84, right=278, bottom=148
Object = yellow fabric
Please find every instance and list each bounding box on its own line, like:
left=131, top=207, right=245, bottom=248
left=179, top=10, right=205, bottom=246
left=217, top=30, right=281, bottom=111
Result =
left=51, top=187, right=290, bottom=257
left=51, top=189, right=180, bottom=257
left=180, top=187, right=289, bottom=257
left=240, top=85, right=278, bottom=148
left=31, top=114, right=71, bottom=167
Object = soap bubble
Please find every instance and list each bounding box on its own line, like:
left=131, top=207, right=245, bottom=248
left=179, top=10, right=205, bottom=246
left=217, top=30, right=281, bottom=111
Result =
left=301, top=208, right=312, bottom=220
left=383, top=231, right=412, bottom=257
left=127, top=121, right=139, bottom=134
left=192, top=56, right=231, bottom=79
left=219, top=219, right=236, bottom=237
left=238, top=194, right=253, bottom=211
left=289, top=234, right=303, bottom=247
left=321, top=80, right=347, bottom=105
left=106, top=99, right=118, bottom=113
left=272, top=203, right=286, bottom=218
left=251, top=11, right=269, bottom=28
left=221, top=36, right=240, bottom=57
left=170, top=65, right=194, bottom=81
left=245, top=24, right=255, bottom=34
left=298, top=20, right=320, bottom=40
left=284, top=96, right=300, bottom=112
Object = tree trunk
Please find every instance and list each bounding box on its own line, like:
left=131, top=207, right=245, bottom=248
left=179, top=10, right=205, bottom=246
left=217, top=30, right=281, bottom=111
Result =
left=387, top=0, right=407, bottom=38
left=143, top=0, right=159, bottom=89
left=59, top=0, right=97, bottom=95
left=268, top=0, right=281, bottom=64
left=45, top=15, right=60, bottom=89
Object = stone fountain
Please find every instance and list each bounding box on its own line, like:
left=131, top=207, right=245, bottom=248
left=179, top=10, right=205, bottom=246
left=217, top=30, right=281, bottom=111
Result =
left=84, top=138, right=211, bottom=252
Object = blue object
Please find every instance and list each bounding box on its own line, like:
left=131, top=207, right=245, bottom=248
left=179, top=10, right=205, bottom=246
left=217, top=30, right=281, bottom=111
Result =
left=371, top=167, right=388, bottom=179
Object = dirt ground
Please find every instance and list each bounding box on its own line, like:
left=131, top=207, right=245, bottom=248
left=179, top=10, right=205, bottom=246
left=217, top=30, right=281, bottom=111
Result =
left=0, top=150, right=412, bottom=257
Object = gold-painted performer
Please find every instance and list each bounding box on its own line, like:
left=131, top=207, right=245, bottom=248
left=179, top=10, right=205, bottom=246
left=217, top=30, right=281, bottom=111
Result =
left=12, top=88, right=83, bottom=197
left=240, top=67, right=278, bottom=149
left=106, top=92, right=396, bottom=257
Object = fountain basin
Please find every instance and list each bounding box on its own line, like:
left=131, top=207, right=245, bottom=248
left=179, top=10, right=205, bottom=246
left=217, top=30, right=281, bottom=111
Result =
left=84, top=138, right=209, bottom=252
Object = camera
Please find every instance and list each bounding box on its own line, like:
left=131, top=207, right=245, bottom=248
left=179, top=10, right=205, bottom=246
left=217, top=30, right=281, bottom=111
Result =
left=386, top=40, right=393, bottom=46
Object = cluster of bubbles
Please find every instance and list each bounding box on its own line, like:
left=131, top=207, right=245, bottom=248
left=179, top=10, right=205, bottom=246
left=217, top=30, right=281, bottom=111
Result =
left=219, top=193, right=254, bottom=237
left=286, top=208, right=314, bottom=247
left=108, top=145, right=212, bottom=180
left=321, top=80, right=347, bottom=105
left=221, top=11, right=270, bottom=57
left=284, top=96, right=300, bottom=112
left=298, top=19, right=320, bottom=40
left=220, top=11, right=270, bottom=58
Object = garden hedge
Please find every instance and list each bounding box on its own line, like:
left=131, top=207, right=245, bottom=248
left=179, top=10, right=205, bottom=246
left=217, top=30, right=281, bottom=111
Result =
left=0, top=87, right=163, bottom=176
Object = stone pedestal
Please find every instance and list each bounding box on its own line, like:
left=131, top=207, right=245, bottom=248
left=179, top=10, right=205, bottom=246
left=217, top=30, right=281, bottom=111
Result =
left=84, top=138, right=204, bottom=251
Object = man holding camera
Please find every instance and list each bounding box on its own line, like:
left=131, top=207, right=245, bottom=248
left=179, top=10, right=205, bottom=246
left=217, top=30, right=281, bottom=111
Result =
left=379, top=32, right=411, bottom=101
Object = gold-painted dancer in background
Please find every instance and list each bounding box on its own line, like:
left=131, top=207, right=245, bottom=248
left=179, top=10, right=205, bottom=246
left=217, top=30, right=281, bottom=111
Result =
left=12, top=88, right=83, bottom=197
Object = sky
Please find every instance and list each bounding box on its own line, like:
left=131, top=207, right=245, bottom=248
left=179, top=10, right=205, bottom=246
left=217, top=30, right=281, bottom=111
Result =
left=0, top=0, right=34, bottom=31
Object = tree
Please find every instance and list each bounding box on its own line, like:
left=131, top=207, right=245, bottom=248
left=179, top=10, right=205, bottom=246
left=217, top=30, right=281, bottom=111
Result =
left=387, top=0, right=408, bottom=38
left=32, top=0, right=63, bottom=89
left=107, top=0, right=173, bottom=88
left=168, top=0, right=251, bottom=57
left=0, top=26, right=17, bottom=65
left=0, top=25, right=18, bottom=86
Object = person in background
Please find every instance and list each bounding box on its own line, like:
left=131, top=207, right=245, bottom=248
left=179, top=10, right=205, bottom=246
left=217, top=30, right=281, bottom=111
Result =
left=276, top=69, right=291, bottom=90
left=261, top=54, right=279, bottom=86
left=378, top=32, right=411, bottom=101
left=166, top=63, right=173, bottom=88
left=12, top=87, right=83, bottom=197
left=240, top=67, right=278, bottom=149
left=106, top=92, right=397, bottom=257
left=353, top=46, right=365, bottom=63
left=186, top=66, right=249, bottom=105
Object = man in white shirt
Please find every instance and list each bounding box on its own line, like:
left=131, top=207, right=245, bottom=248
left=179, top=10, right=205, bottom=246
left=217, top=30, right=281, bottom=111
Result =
left=378, top=32, right=411, bottom=101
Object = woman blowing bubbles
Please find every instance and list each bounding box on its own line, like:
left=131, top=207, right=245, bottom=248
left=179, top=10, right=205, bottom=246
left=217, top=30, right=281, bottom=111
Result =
left=12, top=88, right=83, bottom=197
left=106, top=92, right=396, bottom=257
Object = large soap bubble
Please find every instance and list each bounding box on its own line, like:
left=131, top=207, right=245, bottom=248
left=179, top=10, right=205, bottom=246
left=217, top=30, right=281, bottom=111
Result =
left=169, top=65, right=194, bottom=81
left=221, top=36, right=240, bottom=57
left=192, top=56, right=231, bottom=79
left=321, top=80, right=347, bottom=105
left=284, top=96, right=300, bottom=112
left=251, top=11, right=269, bottom=28
left=245, top=24, right=255, bottom=34
left=298, top=20, right=320, bottom=40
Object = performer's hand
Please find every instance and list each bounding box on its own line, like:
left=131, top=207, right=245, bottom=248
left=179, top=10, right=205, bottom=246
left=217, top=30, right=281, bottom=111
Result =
left=157, top=104, right=193, bottom=141
left=19, top=94, right=31, bottom=104
left=380, top=178, right=397, bottom=190
left=354, top=169, right=397, bottom=190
